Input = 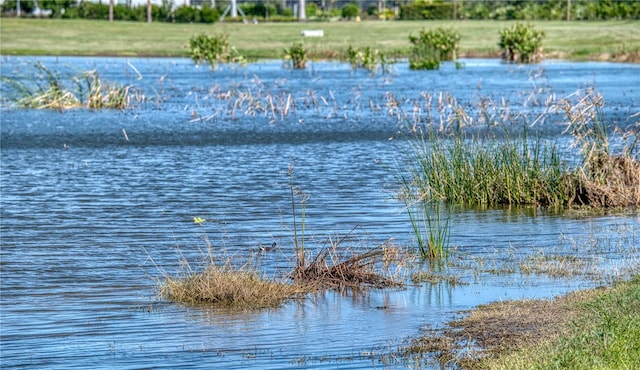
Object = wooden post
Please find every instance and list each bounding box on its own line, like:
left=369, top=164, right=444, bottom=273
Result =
left=147, top=0, right=152, bottom=23
left=109, top=0, right=114, bottom=21
left=567, top=0, right=571, bottom=21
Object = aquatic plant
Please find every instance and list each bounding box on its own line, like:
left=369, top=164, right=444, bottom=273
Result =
left=399, top=87, right=639, bottom=210
left=1, top=62, right=133, bottom=110
left=398, top=186, right=451, bottom=260
left=283, top=42, right=307, bottom=69
left=499, top=22, right=545, bottom=63
left=291, top=232, right=405, bottom=290
left=403, top=130, right=571, bottom=208
left=161, top=263, right=305, bottom=309
left=188, top=32, right=246, bottom=69
left=409, top=28, right=460, bottom=70
left=557, top=88, right=640, bottom=207
left=288, top=165, right=308, bottom=267
left=159, top=217, right=307, bottom=309
left=346, top=45, right=391, bottom=74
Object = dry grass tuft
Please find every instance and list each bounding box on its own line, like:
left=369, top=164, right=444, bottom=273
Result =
left=572, top=153, right=640, bottom=208
left=402, top=288, right=597, bottom=367
left=292, top=240, right=405, bottom=291
left=160, top=264, right=307, bottom=310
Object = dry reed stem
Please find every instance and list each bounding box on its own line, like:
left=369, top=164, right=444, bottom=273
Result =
left=571, top=152, right=640, bottom=208
left=291, top=239, right=405, bottom=290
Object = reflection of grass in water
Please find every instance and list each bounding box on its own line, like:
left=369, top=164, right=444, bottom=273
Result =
left=444, top=220, right=640, bottom=284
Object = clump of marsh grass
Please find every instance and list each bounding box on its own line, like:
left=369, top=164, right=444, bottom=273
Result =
left=400, top=88, right=640, bottom=210
left=398, top=190, right=451, bottom=260
left=402, top=130, right=571, bottom=208
left=161, top=263, right=305, bottom=310
left=291, top=236, right=405, bottom=291
left=1, top=62, right=134, bottom=110
left=559, top=88, right=640, bottom=207
left=158, top=217, right=307, bottom=310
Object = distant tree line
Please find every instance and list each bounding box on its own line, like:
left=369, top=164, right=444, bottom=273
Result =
left=1, top=0, right=638, bottom=22
left=400, top=0, right=640, bottom=21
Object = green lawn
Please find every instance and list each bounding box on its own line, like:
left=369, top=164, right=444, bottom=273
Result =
left=1, top=18, right=639, bottom=61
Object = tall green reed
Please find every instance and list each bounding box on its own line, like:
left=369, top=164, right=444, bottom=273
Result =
left=288, top=165, right=308, bottom=267
left=402, top=129, right=571, bottom=208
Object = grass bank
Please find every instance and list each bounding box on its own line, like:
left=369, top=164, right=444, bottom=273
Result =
left=403, top=275, right=640, bottom=369
left=1, top=18, right=639, bottom=61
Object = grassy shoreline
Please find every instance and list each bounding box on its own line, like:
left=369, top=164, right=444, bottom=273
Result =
left=404, top=275, right=640, bottom=369
left=1, top=18, right=639, bottom=61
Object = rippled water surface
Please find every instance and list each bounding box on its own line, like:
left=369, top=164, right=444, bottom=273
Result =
left=1, top=56, right=639, bottom=369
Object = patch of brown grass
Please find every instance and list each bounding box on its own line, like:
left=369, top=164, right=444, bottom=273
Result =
left=292, top=240, right=405, bottom=291
left=161, top=264, right=307, bottom=310
left=571, top=153, right=640, bottom=208
left=401, top=288, right=601, bottom=367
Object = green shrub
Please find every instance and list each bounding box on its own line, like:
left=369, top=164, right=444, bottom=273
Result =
left=174, top=6, right=200, bottom=23
left=346, top=45, right=391, bottom=74
left=188, top=33, right=245, bottom=69
left=200, top=6, right=220, bottom=23
left=341, top=3, right=360, bottom=19
left=400, top=2, right=453, bottom=20
left=284, top=42, right=307, bottom=69
left=409, top=28, right=460, bottom=70
left=499, top=22, right=545, bottom=63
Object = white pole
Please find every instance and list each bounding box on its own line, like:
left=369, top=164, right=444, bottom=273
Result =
left=231, top=0, right=237, bottom=17
left=299, top=0, right=306, bottom=21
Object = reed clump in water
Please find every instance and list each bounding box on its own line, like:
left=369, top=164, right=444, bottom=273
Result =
left=1, top=62, right=134, bottom=110
left=405, top=132, right=571, bottom=208
left=160, top=174, right=406, bottom=310
left=403, top=88, right=639, bottom=209
left=560, top=88, right=640, bottom=208
left=161, top=263, right=306, bottom=310
left=291, top=238, right=404, bottom=291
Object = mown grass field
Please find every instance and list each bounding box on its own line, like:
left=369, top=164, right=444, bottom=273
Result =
left=1, top=18, right=639, bottom=60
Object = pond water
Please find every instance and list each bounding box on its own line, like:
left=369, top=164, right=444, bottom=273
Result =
left=1, top=56, right=639, bottom=369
